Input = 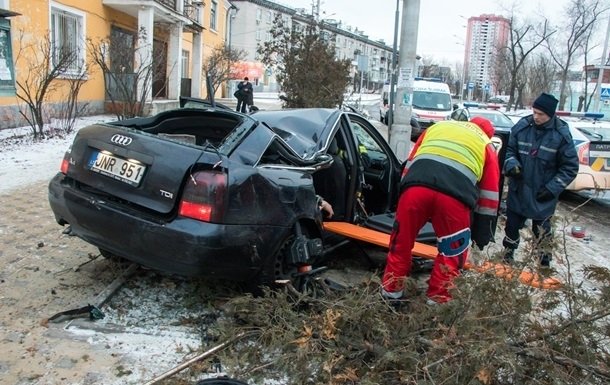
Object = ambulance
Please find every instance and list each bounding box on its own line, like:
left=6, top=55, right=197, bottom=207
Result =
left=380, top=77, right=453, bottom=139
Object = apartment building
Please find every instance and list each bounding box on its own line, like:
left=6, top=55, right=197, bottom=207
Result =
left=229, top=0, right=394, bottom=92
left=463, top=14, right=510, bottom=98
left=0, top=0, right=232, bottom=129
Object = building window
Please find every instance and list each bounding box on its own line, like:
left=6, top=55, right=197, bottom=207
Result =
left=50, top=4, right=85, bottom=75
left=181, top=49, right=189, bottom=77
left=0, top=18, right=15, bottom=91
left=110, top=26, right=135, bottom=73
left=210, top=1, right=217, bottom=31
left=256, top=29, right=261, bottom=41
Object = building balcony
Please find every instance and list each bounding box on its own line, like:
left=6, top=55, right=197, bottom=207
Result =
left=102, top=0, right=200, bottom=30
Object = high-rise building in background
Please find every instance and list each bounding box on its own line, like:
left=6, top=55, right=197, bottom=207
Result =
left=463, top=14, right=510, bottom=99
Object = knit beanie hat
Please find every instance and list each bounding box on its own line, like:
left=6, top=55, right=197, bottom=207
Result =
left=470, top=116, right=495, bottom=138
left=532, top=93, right=558, bottom=118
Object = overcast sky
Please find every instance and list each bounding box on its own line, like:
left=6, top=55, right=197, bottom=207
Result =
left=285, top=0, right=608, bottom=65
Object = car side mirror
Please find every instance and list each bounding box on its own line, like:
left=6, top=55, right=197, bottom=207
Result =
left=313, top=153, right=334, bottom=170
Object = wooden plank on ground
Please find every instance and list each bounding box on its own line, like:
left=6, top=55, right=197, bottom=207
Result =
left=323, top=221, right=561, bottom=290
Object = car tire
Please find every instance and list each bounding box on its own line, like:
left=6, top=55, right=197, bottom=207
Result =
left=249, top=228, right=324, bottom=296
left=247, top=235, right=297, bottom=296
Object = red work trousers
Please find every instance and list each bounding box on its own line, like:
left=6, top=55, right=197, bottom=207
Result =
left=382, top=186, right=471, bottom=302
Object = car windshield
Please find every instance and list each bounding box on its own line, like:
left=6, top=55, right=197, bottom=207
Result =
left=412, top=91, right=452, bottom=111
left=470, top=111, right=514, bottom=129
left=574, top=125, right=610, bottom=141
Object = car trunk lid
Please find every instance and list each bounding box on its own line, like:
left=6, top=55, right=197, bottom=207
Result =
left=63, top=124, right=225, bottom=215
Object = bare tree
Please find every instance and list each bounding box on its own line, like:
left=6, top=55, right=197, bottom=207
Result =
left=203, top=44, right=247, bottom=98
left=580, top=12, right=605, bottom=111
left=500, top=11, right=555, bottom=111
left=545, top=0, right=608, bottom=110
left=492, top=51, right=512, bottom=99
left=54, top=73, right=88, bottom=135
left=452, top=61, right=464, bottom=99
left=14, top=30, right=82, bottom=138
left=258, top=15, right=351, bottom=108
left=87, top=27, right=154, bottom=120
left=527, top=53, right=558, bottom=101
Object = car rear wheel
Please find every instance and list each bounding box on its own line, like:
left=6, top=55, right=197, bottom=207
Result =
left=250, top=227, right=324, bottom=296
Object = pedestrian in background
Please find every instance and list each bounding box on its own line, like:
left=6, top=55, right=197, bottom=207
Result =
left=382, top=117, right=500, bottom=304
left=502, top=93, right=578, bottom=267
left=235, top=77, right=253, bottom=113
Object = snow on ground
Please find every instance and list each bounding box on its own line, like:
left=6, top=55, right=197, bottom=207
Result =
left=0, top=115, right=115, bottom=194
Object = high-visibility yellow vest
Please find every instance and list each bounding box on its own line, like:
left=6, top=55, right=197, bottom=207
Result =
left=414, top=121, right=491, bottom=181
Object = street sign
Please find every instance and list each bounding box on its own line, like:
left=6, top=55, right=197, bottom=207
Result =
left=468, top=82, right=474, bottom=90
left=601, top=87, right=610, bottom=99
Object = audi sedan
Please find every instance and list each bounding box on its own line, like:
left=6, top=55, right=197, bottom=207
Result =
left=48, top=97, right=412, bottom=291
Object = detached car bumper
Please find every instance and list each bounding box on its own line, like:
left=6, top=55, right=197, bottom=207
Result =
left=48, top=174, right=290, bottom=281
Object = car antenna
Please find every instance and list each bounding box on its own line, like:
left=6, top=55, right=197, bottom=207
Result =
left=187, top=141, right=224, bottom=185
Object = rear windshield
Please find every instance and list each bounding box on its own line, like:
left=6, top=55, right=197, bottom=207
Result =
left=413, top=91, right=452, bottom=111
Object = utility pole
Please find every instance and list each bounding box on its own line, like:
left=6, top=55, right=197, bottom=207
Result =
left=313, top=0, right=321, bottom=21
left=389, top=0, right=420, bottom=161
left=387, top=0, right=400, bottom=129
left=593, top=14, right=610, bottom=112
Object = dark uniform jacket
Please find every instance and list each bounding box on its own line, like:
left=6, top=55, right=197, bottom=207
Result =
left=503, top=115, right=579, bottom=219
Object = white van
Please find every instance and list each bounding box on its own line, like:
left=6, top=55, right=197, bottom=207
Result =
left=379, top=78, right=453, bottom=139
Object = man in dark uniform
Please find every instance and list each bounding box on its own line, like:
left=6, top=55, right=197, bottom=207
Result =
left=502, top=93, right=579, bottom=267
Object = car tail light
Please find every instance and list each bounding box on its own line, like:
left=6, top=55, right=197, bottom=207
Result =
left=60, top=147, right=72, bottom=174
left=60, top=157, right=69, bottom=174
left=577, top=143, right=589, bottom=166
left=178, top=171, right=227, bottom=222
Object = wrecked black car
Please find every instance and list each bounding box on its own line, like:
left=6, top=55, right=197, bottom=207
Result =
left=48, top=97, right=424, bottom=289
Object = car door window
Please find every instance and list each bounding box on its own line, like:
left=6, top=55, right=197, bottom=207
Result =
left=348, top=117, right=394, bottom=215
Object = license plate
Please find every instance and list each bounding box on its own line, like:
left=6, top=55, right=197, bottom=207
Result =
left=88, top=151, right=146, bottom=186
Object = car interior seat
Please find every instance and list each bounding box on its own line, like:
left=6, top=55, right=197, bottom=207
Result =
left=313, top=137, right=347, bottom=220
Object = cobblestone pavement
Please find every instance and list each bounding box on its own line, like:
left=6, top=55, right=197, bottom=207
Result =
left=0, top=181, right=129, bottom=384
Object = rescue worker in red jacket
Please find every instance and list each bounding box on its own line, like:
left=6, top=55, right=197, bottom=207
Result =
left=382, top=117, right=500, bottom=303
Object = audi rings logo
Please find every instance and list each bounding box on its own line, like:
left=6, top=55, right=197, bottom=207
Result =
left=110, top=134, right=133, bottom=146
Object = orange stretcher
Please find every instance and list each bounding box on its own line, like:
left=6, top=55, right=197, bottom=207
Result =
left=323, top=221, right=562, bottom=290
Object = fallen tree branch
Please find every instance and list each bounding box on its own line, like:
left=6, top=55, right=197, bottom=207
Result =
left=515, top=347, right=610, bottom=381
left=143, top=330, right=259, bottom=385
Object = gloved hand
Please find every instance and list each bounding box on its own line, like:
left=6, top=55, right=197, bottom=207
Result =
left=505, top=165, right=522, bottom=179
left=536, top=187, right=554, bottom=202
left=471, top=213, right=493, bottom=250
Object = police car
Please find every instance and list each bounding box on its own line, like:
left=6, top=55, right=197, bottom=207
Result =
left=556, top=111, right=610, bottom=191
left=496, top=109, right=610, bottom=192
left=450, top=102, right=514, bottom=156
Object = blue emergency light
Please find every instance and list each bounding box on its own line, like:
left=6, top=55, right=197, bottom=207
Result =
left=414, top=77, right=443, bottom=82
left=463, top=102, right=503, bottom=110
left=463, top=102, right=481, bottom=108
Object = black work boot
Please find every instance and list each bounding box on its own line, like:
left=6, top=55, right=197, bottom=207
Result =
left=502, top=248, right=515, bottom=264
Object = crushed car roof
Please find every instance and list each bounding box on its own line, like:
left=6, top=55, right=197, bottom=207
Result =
left=253, top=108, right=343, bottom=158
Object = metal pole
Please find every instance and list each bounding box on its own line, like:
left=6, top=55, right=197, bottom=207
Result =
left=389, top=0, right=420, bottom=161
left=359, top=70, right=364, bottom=109
left=593, top=14, right=610, bottom=112
left=388, top=0, right=400, bottom=130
